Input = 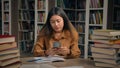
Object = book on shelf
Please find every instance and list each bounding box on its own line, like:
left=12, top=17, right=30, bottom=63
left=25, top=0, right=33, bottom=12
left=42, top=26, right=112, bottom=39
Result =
left=92, top=29, right=120, bottom=36
left=0, top=35, right=15, bottom=44
left=3, top=1, right=9, bottom=10
left=77, top=24, right=84, bottom=33
left=0, top=42, right=17, bottom=51
left=37, top=0, right=45, bottom=9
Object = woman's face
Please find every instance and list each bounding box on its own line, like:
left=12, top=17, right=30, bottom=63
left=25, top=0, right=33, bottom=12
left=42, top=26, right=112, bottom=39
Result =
left=50, top=15, right=64, bottom=33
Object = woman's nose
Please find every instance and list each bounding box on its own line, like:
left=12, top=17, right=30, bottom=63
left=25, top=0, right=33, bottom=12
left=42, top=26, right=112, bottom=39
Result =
left=55, top=22, right=59, bottom=26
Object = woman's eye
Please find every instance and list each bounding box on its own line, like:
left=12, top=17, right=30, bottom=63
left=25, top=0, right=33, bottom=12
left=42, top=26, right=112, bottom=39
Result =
left=50, top=21, right=54, bottom=23
left=57, top=20, right=61, bottom=22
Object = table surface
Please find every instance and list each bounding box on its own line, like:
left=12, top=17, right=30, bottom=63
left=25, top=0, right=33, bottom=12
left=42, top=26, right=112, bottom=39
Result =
left=20, top=57, right=120, bottom=68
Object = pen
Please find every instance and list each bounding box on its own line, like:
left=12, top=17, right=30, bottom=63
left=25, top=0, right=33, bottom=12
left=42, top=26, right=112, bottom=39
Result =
left=27, top=59, right=42, bottom=62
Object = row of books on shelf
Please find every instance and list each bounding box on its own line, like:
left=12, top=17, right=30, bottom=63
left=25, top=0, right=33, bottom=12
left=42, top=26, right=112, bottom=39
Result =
left=57, top=0, right=75, bottom=9
left=90, top=29, right=120, bottom=67
left=76, top=24, right=85, bottom=33
left=89, top=11, right=102, bottom=24
left=0, top=35, right=21, bottom=68
left=19, top=41, right=34, bottom=53
left=37, top=25, right=43, bottom=34
left=57, top=0, right=104, bottom=9
left=3, top=1, right=9, bottom=10
left=37, top=0, right=46, bottom=10
left=3, top=23, right=9, bottom=33
left=64, top=11, right=103, bottom=24
left=65, top=11, right=75, bottom=21
left=78, top=35, right=85, bottom=45
left=114, top=0, right=120, bottom=5
left=37, top=12, right=46, bottom=22
left=114, top=10, right=120, bottom=22
left=57, top=0, right=86, bottom=9
left=19, top=31, right=34, bottom=41
left=28, top=0, right=35, bottom=10
left=76, top=12, right=85, bottom=21
left=90, top=0, right=103, bottom=8
left=20, top=0, right=34, bottom=10
left=20, top=11, right=34, bottom=21
left=3, top=13, right=9, bottom=21
left=19, top=21, right=34, bottom=30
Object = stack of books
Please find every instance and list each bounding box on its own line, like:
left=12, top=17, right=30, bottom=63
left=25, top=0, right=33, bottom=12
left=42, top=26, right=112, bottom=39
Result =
left=91, top=29, right=120, bottom=67
left=0, top=35, right=21, bottom=68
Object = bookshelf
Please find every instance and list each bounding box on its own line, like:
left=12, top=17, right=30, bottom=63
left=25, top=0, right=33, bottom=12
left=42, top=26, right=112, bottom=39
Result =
left=34, top=0, right=48, bottom=43
left=107, top=0, right=120, bottom=30
left=18, top=0, right=35, bottom=56
left=1, top=0, right=18, bottom=40
left=2, top=0, right=11, bottom=35
left=0, top=0, right=2, bottom=34
left=55, top=0, right=108, bottom=59
left=85, top=0, right=108, bottom=59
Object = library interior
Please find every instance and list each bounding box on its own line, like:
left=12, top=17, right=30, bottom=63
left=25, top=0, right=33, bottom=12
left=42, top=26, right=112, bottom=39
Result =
left=0, top=0, right=120, bottom=68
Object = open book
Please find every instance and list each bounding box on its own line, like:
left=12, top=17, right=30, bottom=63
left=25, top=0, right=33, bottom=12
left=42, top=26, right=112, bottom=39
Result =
left=20, top=64, right=57, bottom=68
left=27, top=56, right=65, bottom=63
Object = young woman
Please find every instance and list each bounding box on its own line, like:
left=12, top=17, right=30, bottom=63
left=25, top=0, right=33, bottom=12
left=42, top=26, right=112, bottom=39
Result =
left=33, top=7, right=81, bottom=59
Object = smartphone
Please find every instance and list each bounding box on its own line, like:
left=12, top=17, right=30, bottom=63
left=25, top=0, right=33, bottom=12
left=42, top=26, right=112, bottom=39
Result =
left=53, top=42, right=60, bottom=48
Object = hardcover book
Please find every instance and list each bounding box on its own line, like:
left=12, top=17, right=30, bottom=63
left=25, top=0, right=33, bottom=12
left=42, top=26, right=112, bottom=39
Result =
left=0, top=48, right=19, bottom=56
left=92, top=52, right=116, bottom=59
left=0, top=57, right=20, bottom=66
left=91, top=46, right=117, bottom=55
left=94, top=58, right=117, bottom=64
left=0, top=42, right=17, bottom=51
left=93, top=39, right=120, bottom=44
left=91, top=34, right=120, bottom=40
left=2, top=61, right=21, bottom=68
left=93, top=29, right=120, bottom=36
left=0, top=52, right=20, bottom=61
left=94, top=62, right=116, bottom=67
left=0, top=35, right=15, bottom=44
left=93, top=43, right=120, bottom=48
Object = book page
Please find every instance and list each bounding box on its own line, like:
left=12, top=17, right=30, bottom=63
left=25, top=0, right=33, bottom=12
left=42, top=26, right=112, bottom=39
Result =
left=20, top=64, right=57, bottom=68
left=59, top=66, right=84, bottom=68
left=27, top=56, right=65, bottom=63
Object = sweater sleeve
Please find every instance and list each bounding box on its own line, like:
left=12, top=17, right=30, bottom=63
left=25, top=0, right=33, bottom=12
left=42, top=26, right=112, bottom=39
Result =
left=33, top=36, right=46, bottom=57
left=67, top=33, right=81, bottom=59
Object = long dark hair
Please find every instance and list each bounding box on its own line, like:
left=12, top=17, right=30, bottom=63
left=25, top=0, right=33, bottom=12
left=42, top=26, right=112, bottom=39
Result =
left=39, top=7, right=78, bottom=39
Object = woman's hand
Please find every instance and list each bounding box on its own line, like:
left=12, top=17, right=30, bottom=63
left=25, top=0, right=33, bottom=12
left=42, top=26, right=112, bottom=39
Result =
left=45, top=48, right=57, bottom=56
left=57, top=47, right=70, bottom=56
left=45, top=47, right=70, bottom=56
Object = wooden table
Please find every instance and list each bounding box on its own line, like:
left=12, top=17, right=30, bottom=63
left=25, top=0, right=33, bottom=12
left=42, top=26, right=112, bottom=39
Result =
left=20, top=57, right=119, bottom=68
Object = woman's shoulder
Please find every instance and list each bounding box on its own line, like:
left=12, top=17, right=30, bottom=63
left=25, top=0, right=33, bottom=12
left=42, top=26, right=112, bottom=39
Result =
left=37, top=32, right=47, bottom=39
left=64, top=30, right=78, bottom=38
